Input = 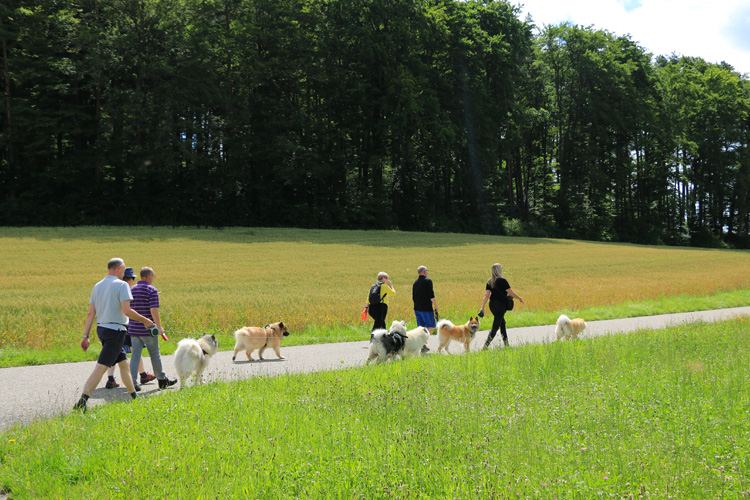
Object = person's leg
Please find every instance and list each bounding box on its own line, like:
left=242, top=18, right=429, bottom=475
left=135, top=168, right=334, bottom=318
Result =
left=82, top=363, right=110, bottom=396
left=484, top=300, right=507, bottom=348
left=130, top=336, right=145, bottom=385
left=498, top=312, right=508, bottom=346
left=379, top=304, right=389, bottom=330
left=370, top=304, right=388, bottom=331
left=144, top=336, right=166, bottom=380
left=117, top=358, right=137, bottom=394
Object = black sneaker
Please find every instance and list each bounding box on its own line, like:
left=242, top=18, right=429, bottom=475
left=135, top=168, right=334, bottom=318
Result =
left=134, top=384, right=142, bottom=392
left=158, top=377, right=178, bottom=389
left=105, top=379, right=120, bottom=389
left=73, top=398, right=87, bottom=413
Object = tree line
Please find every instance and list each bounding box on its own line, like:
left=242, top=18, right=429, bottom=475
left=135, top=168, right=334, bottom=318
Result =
left=1, top=0, right=749, bottom=247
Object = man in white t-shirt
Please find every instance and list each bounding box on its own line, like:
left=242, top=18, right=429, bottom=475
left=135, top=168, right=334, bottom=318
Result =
left=74, top=258, right=157, bottom=412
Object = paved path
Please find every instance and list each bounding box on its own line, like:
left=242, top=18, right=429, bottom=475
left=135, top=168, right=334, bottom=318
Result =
left=1, top=307, right=749, bottom=432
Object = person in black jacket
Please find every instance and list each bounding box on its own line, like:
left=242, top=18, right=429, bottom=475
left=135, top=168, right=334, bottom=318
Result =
left=478, top=263, right=524, bottom=349
left=412, top=266, right=438, bottom=352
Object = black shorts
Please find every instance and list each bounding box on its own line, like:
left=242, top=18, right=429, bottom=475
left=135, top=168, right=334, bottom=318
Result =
left=96, top=326, right=128, bottom=367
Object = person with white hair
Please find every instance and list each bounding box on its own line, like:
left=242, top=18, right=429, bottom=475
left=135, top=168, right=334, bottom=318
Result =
left=365, top=271, right=396, bottom=333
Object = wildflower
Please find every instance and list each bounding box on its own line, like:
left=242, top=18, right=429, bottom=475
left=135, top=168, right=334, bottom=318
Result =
left=604, top=476, right=608, bottom=480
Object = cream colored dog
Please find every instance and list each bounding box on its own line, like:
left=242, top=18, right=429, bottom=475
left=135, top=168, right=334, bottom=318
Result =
left=555, top=314, right=586, bottom=340
left=401, top=325, right=430, bottom=358
left=173, top=334, right=219, bottom=388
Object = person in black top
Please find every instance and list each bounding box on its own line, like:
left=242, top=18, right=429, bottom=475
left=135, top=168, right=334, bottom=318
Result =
left=412, top=266, right=439, bottom=352
left=478, top=263, right=524, bottom=348
left=366, top=272, right=396, bottom=333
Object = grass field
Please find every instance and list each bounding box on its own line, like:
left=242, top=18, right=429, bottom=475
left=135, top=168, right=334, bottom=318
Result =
left=2, top=226, right=750, bottom=367
left=1, top=318, right=748, bottom=499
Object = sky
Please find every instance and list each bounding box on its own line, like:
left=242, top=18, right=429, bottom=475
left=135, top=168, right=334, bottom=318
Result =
left=515, top=0, right=750, bottom=75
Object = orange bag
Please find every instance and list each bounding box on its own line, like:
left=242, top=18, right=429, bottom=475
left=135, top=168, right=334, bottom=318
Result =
left=361, top=307, right=368, bottom=321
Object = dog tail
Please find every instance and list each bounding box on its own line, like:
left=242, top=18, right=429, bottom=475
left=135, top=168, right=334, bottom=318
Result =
left=436, top=319, right=454, bottom=331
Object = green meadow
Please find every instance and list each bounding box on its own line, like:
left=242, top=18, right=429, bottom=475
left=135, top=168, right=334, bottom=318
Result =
left=1, top=318, right=748, bottom=499
left=2, top=226, right=750, bottom=367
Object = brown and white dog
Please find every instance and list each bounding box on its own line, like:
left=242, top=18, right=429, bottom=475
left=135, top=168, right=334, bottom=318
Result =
left=436, top=317, right=480, bottom=353
left=232, top=321, right=290, bottom=361
left=555, top=314, right=585, bottom=340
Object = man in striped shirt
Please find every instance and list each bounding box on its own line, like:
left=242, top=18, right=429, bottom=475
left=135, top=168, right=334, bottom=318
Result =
left=128, top=267, right=177, bottom=389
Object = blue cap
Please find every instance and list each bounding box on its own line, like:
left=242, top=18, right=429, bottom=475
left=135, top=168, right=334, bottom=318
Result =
left=123, top=267, right=136, bottom=279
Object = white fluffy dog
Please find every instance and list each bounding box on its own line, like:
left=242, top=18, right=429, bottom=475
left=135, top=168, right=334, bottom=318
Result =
left=401, top=325, right=430, bottom=358
left=555, top=314, right=586, bottom=340
left=173, top=334, right=219, bottom=387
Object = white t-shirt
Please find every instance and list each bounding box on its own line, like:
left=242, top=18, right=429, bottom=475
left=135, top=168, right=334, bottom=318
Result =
left=90, top=275, right=133, bottom=331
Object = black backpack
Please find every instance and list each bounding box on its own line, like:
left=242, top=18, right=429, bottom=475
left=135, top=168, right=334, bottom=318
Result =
left=368, top=282, right=383, bottom=305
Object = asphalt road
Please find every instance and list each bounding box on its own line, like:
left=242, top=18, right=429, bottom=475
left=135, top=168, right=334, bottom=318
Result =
left=1, top=306, right=749, bottom=433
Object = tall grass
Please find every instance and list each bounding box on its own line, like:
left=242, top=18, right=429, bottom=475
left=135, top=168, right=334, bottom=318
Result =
left=2, top=226, right=750, bottom=360
left=1, top=318, right=748, bottom=499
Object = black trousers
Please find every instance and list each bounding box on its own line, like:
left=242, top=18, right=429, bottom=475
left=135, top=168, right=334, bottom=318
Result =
left=369, top=303, right=388, bottom=332
left=484, top=299, right=508, bottom=346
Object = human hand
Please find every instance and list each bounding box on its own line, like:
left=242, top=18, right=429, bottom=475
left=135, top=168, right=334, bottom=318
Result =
left=81, top=336, right=90, bottom=351
left=477, top=310, right=484, bottom=318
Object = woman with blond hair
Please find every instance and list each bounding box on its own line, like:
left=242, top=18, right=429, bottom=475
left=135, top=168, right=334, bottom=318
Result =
left=478, top=263, right=524, bottom=348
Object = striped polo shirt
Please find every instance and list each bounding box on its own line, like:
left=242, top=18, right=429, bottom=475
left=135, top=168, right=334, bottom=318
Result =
left=127, top=281, right=160, bottom=336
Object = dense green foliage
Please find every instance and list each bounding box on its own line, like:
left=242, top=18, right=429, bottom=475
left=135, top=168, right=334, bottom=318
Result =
left=2, top=318, right=749, bottom=498
left=1, top=0, right=749, bottom=246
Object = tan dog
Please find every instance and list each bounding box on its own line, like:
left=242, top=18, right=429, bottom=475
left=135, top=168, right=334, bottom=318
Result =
left=232, top=321, right=290, bottom=361
left=436, top=317, right=480, bottom=353
left=555, top=314, right=585, bottom=340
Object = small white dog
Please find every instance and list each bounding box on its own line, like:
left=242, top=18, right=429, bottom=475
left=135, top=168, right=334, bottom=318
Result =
left=401, top=325, right=430, bottom=358
left=173, top=334, right=219, bottom=387
left=555, top=314, right=586, bottom=340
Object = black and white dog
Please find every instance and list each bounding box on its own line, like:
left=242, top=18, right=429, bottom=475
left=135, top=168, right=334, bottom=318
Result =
left=366, top=320, right=409, bottom=364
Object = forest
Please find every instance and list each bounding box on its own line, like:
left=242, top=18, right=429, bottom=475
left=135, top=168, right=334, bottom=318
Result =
left=1, top=0, right=749, bottom=247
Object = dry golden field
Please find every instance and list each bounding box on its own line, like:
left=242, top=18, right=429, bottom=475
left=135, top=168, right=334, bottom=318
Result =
left=2, top=226, right=750, bottom=350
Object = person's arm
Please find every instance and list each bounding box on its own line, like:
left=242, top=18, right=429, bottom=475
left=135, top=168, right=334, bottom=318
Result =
left=431, top=297, right=438, bottom=312
left=479, top=290, right=491, bottom=314
left=81, top=303, right=96, bottom=351
left=151, top=307, right=164, bottom=333
left=507, top=288, right=524, bottom=304
left=121, top=301, right=155, bottom=328
left=383, top=279, right=395, bottom=294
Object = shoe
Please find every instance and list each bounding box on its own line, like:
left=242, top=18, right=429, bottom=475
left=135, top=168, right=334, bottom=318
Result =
left=421, top=345, right=430, bottom=352
left=158, top=377, right=178, bottom=389
left=134, top=384, right=142, bottom=392
left=140, top=373, right=156, bottom=384
left=73, top=398, right=87, bottom=413
left=105, top=380, right=120, bottom=389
